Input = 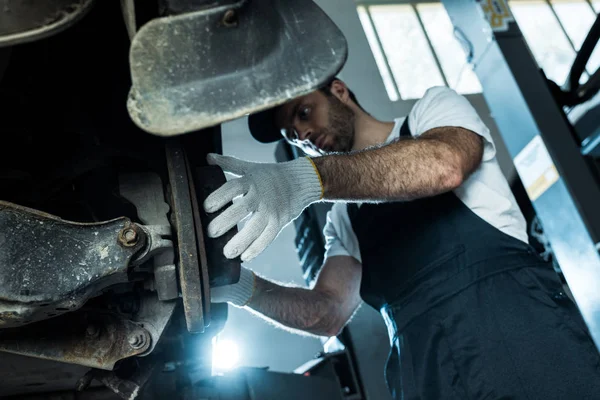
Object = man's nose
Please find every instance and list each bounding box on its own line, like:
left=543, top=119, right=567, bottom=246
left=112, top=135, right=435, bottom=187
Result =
left=297, top=128, right=313, bottom=141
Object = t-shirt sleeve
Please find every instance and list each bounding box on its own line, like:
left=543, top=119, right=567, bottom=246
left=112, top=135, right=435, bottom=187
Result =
left=323, top=203, right=362, bottom=263
left=408, top=86, right=496, bottom=161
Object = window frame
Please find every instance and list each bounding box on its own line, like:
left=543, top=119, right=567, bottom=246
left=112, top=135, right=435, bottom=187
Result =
left=356, top=0, right=599, bottom=100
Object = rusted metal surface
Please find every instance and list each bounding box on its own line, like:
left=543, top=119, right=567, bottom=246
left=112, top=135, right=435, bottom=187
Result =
left=0, top=201, right=144, bottom=328
left=0, top=311, right=151, bottom=370
left=186, top=156, right=212, bottom=328
left=78, top=356, right=158, bottom=400
left=194, top=166, right=241, bottom=288
left=118, top=172, right=178, bottom=301
left=165, top=140, right=204, bottom=333
left=131, top=293, right=177, bottom=356
left=0, top=0, right=96, bottom=47
left=118, top=226, right=140, bottom=247
left=127, top=0, right=347, bottom=136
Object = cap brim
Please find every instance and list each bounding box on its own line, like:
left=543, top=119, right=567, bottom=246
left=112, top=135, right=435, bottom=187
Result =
left=248, top=108, right=282, bottom=143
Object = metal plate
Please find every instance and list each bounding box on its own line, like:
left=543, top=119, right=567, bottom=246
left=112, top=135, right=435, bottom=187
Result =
left=186, top=158, right=212, bottom=328
left=0, top=0, right=96, bottom=47
left=127, top=0, right=347, bottom=136
left=165, top=139, right=205, bottom=333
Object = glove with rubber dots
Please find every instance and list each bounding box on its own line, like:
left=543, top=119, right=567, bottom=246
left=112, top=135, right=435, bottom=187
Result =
left=203, top=153, right=323, bottom=262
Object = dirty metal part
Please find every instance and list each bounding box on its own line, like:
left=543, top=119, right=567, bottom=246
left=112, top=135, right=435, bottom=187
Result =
left=221, top=9, right=238, bottom=27
left=119, top=173, right=171, bottom=227
left=134, top=225, right=173, bottom=266
left=130, top=293, right=177, bottom=356
left=166, top=140, right=205, bottom=333
left=0, top=311, right=151, bottom=370
left=120, top=0, right=136, bottom=40
left=77, top=356, right=158, bottom=400
left=160, top=0, right=240, bottom=15
left=119, top=173, right=177, bottom=301
left=0, top=201, right=144, bottom=328
left=186, top=157, right=211, bottom=327
left=0, top=0, right=96, bottom=47
left=194, top=166, right=241, bottom=288
left=76, top=371, right=96, bottom=392
left=128, top=332, right=147, bottom=349
left=127, top=0, right=348, bottom=136
left=118, top=226, right=140, bottom=247
left=154, top=264, right=178, bottom=301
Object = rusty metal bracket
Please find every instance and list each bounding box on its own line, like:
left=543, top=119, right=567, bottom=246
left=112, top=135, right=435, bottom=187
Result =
left=0, top=201, right=145, bottom=328
left=77, top=357, right=158, bottom=400
left=0, top=312, right=151, bottom=370
left=165, top=140, right=205, bottom=333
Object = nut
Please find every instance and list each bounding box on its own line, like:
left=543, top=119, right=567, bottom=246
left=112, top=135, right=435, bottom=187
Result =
left=118, top=226, right=138, bottom=247
left=128, top=332, right=146, bottom=349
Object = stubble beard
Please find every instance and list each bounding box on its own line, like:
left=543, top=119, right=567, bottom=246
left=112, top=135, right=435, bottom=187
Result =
left=322, top=95, right=356, bottom=154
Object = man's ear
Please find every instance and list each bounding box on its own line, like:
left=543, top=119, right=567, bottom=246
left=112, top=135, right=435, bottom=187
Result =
left=329, top=80, right=351, bottom=104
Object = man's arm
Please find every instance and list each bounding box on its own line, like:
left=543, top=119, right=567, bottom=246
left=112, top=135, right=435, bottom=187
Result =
left=313, top=127, right=483, bottom=202
left=245, top=255, right=362, bottom=337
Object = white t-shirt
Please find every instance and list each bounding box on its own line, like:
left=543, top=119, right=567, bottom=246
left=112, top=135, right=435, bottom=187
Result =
left=323, top=86, right=528, bottom=263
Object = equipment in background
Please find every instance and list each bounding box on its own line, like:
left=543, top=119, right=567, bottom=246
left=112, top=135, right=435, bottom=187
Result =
left=441, top=0, right=600, bottom=352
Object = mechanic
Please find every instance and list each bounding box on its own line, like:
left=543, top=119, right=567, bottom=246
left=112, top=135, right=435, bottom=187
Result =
left=204, top=79, right=600, bottom=399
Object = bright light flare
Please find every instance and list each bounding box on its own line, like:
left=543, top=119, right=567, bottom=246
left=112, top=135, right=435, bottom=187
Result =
left=212, top=337, right=240, bottom=373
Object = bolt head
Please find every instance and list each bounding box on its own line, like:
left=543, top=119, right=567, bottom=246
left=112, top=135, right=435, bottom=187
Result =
left=119, top=226, right=139, bottom=247
left=124, top=229, right=136, bottom=241
left=86, top=325, right=98, bottom=337
left=128, top=332, right=146, bottom=349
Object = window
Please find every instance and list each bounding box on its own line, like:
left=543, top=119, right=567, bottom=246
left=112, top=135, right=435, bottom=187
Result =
left=509, top=0, right=599, bottom=85
left=357, top=3, right=482, bottom=101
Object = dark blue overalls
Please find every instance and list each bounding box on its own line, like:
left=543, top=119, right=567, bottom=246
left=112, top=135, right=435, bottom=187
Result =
left=348, top=119, right=600, bottom=399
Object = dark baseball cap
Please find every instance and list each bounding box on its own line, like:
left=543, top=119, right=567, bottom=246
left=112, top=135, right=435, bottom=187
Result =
left=248, top=106, right=282, bottom=143
left=248, top=78, right=339, bottom=143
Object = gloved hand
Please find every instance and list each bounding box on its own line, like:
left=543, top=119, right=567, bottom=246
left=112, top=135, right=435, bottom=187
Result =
left=211, top=267, right=256, bottom=307
left=203, top=153, right=323, bottom=262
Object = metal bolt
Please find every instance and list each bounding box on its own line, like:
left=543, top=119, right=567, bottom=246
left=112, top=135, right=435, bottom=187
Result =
left=222, top=9, right=238, bottom=27
left=86, top=324, right=98, bottom=338
left=118, top=226, right=138, bottom=247
left=128, top=332, right=146, bottom=349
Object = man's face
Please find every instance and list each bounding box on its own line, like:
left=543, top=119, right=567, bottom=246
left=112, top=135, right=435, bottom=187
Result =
left=274, top=89, right=356, bottom=156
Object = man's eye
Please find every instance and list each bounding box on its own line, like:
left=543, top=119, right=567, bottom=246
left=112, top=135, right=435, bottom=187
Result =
left=298, top=107, right=311, bottom=121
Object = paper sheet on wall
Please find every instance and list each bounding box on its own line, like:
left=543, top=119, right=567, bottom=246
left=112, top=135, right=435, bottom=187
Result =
left=514, top=135, right=560, bottom=201
left=480, top=0, right=515, bottom=32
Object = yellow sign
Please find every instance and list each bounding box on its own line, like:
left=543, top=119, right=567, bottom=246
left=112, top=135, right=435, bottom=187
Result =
left=480, top=0, right=514, bottom=32
left=514, top=136, right=560, bottom=201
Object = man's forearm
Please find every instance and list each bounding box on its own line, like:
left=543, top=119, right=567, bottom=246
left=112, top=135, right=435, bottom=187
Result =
left=247, top=276, right=341, bottom=337
left=313, top=127, right=482, bottom=201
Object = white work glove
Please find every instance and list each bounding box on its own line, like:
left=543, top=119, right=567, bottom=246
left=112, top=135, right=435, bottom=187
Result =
left=211, top=267, right=256, bottom=307
left=203, top=153, right=323, bottom=262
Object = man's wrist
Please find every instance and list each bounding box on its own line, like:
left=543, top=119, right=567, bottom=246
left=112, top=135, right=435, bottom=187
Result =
left=211, top=267, right=256, bottom=307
